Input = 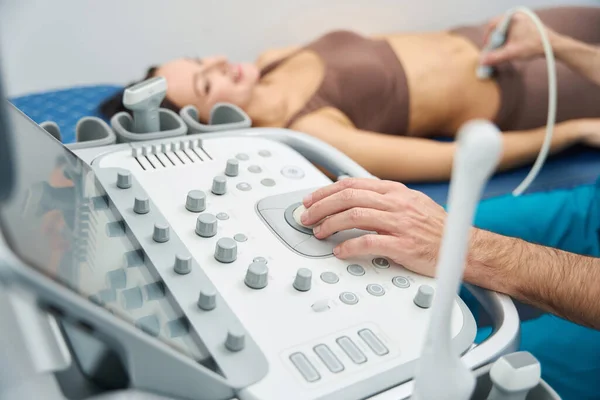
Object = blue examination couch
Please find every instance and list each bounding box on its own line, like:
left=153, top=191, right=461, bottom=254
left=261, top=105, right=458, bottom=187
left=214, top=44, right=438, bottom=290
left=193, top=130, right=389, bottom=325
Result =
left=10, top=85, right=600, bottom=400
left=10, top=84, right=600, bottom=201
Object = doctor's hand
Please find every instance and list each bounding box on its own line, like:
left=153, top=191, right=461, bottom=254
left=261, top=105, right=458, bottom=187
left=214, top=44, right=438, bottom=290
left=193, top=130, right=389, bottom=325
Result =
left=301, top=178, right=447, bottom=278
left=480, top=12, right=560, bottom=66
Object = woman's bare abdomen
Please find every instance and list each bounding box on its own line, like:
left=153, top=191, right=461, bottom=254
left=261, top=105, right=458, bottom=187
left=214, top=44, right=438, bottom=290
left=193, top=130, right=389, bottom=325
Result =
left=385, top=32, right=501, bottom=137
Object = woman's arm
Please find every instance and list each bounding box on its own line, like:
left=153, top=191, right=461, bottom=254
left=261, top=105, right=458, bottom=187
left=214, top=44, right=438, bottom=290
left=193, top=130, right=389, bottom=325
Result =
left=293, top=112, right=585, bottom=182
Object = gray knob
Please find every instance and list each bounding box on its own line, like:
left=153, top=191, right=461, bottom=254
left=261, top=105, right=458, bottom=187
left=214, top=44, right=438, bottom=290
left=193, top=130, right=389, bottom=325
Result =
left=134, top=197, right=150, bottom=214
left=414, top=285, right=435, bottom=308
left=214, top=238, right=237, bottom=263
left=186, top=190, right=206, bottom=212
left=153, top=223, right=170, bottom=243
left=117, top=171, right=132, bottom=189
left=212, top=175, right=227, bottom=195
left=225, top=159, right=239, bottom=177
left=197, top=288, right=217, bottom=311
left=293, top=268, right=312, bottom=292
left=174, top=254, right=192, bottom=275
left=487, top=352, right=541, bottom=400
left=225, top=328, right=245, bottom=352
left=244, top=262, right=269, bottom=289
left=195, top=213, right=217, bottom=237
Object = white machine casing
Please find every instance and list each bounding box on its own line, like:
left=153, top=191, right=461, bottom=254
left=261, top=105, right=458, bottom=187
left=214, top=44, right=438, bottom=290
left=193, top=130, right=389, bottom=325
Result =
left=0, top=102, right=523, bottom=400
left=91, top=132, right=475, bottom=400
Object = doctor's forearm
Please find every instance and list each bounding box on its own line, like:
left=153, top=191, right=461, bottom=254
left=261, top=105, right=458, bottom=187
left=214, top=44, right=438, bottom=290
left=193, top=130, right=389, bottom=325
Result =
left=552, top=34, right=600, bottom=87
left=466, top=229, right=600, bottom=330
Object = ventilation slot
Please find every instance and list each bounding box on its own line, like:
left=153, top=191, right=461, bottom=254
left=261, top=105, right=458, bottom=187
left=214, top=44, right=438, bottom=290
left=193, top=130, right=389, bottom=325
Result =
left=132, top=143, right=213, bottom=170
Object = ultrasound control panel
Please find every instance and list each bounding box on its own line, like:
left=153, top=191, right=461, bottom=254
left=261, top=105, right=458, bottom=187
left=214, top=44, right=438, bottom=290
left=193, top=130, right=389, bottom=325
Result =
left=76, top=133, right=476, bottom=400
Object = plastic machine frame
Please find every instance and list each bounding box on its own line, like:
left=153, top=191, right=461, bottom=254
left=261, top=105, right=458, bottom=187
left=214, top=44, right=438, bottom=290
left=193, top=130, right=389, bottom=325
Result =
left=0, top=108, right=520, bottom=400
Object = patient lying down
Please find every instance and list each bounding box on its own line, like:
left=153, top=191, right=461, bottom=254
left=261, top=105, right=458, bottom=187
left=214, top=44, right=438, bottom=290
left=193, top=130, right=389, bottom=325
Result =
left=100, top=6, right=600, bottom=183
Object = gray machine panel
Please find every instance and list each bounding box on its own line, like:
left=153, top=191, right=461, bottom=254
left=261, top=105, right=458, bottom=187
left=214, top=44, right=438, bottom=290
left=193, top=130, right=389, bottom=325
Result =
left=0, top=104, right=267, bottom=399
left=92, top=166, right=269, bottom=387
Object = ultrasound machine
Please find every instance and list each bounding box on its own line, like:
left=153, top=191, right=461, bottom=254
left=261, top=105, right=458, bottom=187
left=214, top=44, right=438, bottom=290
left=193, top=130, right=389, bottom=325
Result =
left=0, top=61, right=562, bottom=398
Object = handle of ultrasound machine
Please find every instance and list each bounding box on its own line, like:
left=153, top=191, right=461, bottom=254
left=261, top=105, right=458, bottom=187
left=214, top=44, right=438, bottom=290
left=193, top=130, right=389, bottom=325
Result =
left=201, top=127, right=520, bottom=371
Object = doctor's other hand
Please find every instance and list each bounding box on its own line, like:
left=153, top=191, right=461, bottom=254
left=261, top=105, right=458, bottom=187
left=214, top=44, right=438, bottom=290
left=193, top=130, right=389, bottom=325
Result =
left=301, top=178, right=446, bottom=278
left=480, top=12, right=560, bottom=66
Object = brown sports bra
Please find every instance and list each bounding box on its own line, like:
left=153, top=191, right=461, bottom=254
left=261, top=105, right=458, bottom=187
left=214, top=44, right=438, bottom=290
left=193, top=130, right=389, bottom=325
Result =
left=260, top=31, right=410, bottom=135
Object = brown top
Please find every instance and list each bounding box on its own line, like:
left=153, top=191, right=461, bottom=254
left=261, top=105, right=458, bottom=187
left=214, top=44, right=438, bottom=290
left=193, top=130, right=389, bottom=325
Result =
left=260, top=30, right=410, bottom=135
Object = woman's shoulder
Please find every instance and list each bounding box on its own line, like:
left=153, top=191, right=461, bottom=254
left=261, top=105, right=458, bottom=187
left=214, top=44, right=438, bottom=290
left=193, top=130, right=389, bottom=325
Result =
left=255, top=47, right=297, bottom=69
left=290, top=107, right=355, bottom=131
left=255, top=30, right=367, bottom=68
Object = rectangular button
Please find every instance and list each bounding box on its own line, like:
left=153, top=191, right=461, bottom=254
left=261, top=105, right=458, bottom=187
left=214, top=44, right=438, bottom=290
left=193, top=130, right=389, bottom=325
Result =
left=290, top=352, right=321, bottom=382
left=314, top=344, right=344, bottom=373
left=336, top=336, right=367, bottom=364
left=358, top=329, right=389, bottom=356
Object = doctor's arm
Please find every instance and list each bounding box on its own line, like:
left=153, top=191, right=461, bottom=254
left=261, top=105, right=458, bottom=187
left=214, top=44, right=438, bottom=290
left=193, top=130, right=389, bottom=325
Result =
left=466, top=229, right=600, bottom=330
left=292, top=113, right=590, bottom=182
left=482, top=13, right=600, bottom=86
left=300, top=178, right=600, bottom=330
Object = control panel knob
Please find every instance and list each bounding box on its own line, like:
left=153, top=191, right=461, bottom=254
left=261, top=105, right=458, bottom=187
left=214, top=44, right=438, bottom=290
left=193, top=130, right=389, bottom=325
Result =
left=197, top=288, right=217, bottom=311
left=214, top=237, right=237, bottom=263
left=212, top=175, right=227, bottom=195
left=225, top=328, right=245, bottom=352
left=196, top=214, right=217, bottom=238
left=174, top=254, right=192, bottom=275
left=414, top=285, right=435, bottom=309
left=186, top=190, right=206, bottom=213
left=225, top=159, right=239, bottom=177
left=153, top=223, right=170, bottom=243
left=117, top=171, right=132, bottom=189
left=244, top=262, right=269, bottom=290
left=293, top=268, right=312, bottom=292
left=133, top=196, right=150, bottom=214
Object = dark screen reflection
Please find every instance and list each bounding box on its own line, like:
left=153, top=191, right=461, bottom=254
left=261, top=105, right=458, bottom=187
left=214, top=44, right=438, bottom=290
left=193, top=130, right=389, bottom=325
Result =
left=0, top=105, right=204, bottom=361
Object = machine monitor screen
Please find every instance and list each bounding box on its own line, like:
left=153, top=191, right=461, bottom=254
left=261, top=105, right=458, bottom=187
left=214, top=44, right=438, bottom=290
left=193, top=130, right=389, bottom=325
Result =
left=0, top=104, right=204, bottom=361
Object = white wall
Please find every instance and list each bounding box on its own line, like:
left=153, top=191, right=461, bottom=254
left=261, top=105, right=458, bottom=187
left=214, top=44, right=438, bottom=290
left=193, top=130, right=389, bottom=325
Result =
left=0, top=0, right=595, bottom=97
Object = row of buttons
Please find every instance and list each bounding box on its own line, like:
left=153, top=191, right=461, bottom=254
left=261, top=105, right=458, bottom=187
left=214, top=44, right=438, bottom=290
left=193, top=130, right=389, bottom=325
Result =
left=235, top=150, right=306, bottom=180
left=289, top=329, right=389, bottom=382
left=322, top=273, right=410, bottom=290
left=335, top=284, right=434, bottom=308
left=236, top=150, right=271, bottom=160
left=319, top=259, right=393, bottom=284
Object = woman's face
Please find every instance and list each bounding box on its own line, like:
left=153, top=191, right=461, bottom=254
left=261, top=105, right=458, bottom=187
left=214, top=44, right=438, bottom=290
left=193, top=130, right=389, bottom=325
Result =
left=154, top=56, right=260, bottom=121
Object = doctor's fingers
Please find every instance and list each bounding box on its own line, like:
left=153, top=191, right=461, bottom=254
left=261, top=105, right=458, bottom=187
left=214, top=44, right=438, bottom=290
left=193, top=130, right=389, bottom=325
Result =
left=483, top=16, right=504, bottom=44
left=303, top=178, right=404, bottom=208
left=333, top=234, right=402, bottom=261
left=312, top=208, right=399, bottom=239
left=301, top=188, right=391, bottom=226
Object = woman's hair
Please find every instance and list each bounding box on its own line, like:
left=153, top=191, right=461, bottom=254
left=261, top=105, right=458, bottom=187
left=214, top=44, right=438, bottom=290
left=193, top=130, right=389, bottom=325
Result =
left=98, top=66, right=180, bottom=119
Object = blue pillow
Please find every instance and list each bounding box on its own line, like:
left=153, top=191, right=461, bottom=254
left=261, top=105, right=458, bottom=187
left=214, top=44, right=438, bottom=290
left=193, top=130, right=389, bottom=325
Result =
left=9, top=85, right=122, bottom=144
